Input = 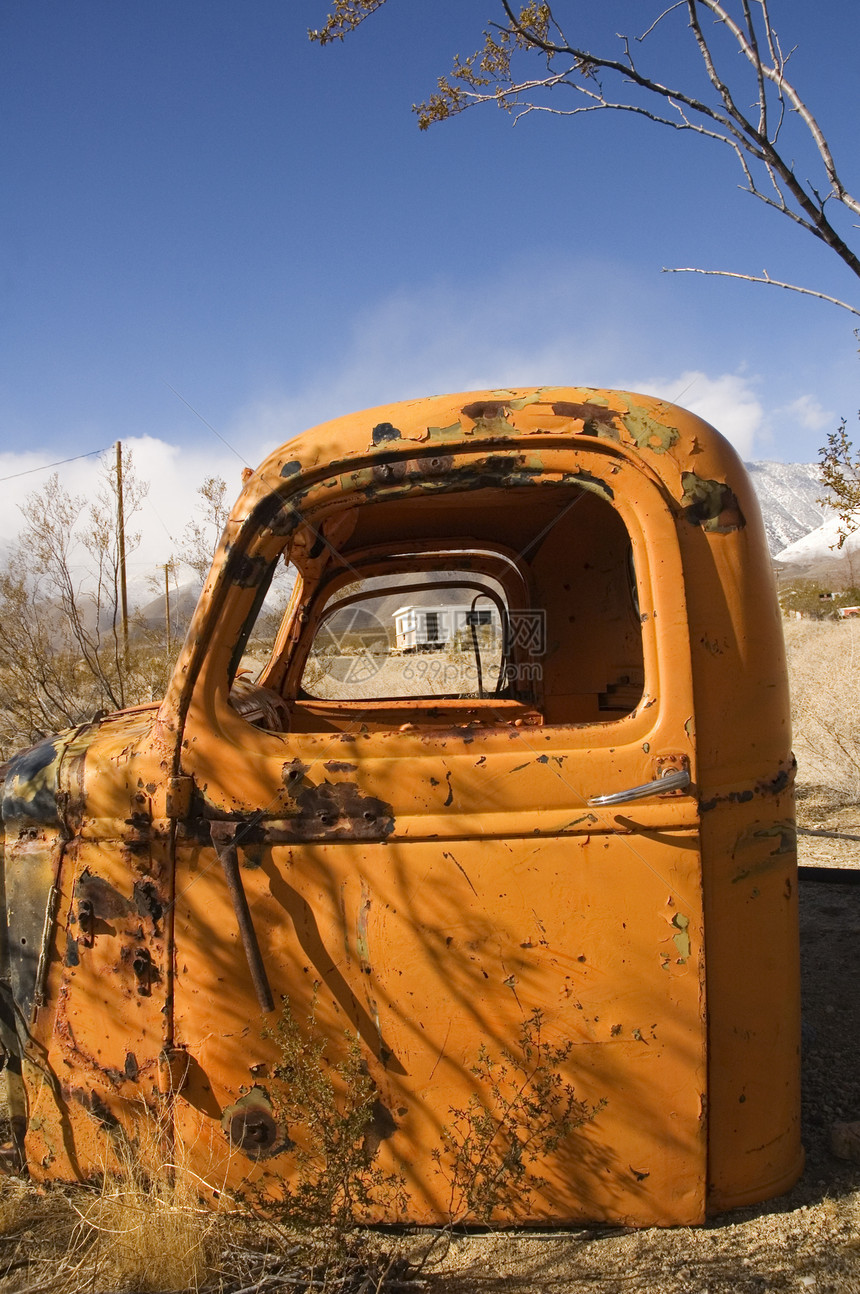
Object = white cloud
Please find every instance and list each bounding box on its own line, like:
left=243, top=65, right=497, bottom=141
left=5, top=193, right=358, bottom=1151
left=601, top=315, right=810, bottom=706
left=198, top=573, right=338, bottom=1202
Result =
left=0, top=437, right=248, bottom=604
left=629, top=369, right=765, bottom=459
left=0, top=277, right=782, bottom=592
left=779, top=393, right=834, bottom=434
left=226, top=282, right=770, bottom=461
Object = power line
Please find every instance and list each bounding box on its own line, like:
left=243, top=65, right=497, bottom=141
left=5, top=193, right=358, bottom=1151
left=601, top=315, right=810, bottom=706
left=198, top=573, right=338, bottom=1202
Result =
left=164, top=382, right=250, bottom=466
left=0, top=446, right=108, bottom=483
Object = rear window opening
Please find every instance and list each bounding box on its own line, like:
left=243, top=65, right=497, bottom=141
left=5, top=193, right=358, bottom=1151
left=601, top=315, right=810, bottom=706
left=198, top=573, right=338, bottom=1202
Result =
left=301, top=570, right=510, bottom=703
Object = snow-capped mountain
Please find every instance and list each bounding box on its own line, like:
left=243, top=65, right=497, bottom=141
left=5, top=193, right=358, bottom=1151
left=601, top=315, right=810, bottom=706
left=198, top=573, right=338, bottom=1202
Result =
left=743, top=461, right=828, bottom=557
left=732, top=460, right=859, bottom=583
left=774, top=514, right=860, bottom=584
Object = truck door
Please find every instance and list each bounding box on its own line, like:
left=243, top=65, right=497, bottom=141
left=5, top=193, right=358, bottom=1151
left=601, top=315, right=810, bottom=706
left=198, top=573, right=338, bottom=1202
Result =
left=171, top=445, right=706, bottom=1227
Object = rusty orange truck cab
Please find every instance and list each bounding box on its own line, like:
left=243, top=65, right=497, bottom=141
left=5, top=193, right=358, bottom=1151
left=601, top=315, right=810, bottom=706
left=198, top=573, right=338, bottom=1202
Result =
left=0, top=388, right=801, bottom=1226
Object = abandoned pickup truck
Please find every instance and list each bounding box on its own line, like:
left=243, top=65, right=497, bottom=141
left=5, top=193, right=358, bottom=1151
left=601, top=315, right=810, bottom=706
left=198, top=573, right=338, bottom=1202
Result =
left=0, top=387, right=800, bottom=1227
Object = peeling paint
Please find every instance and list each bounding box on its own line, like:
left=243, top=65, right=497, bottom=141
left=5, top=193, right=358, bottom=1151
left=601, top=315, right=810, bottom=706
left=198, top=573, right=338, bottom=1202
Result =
left=460, top=400, right=516, bottom=433
left=731, top=822, right=797, bottom=883
left=680, top=472, right=746, bottom=533
left=573, top=469, right=615, bottom=500
left=425, top=421, right=463, bottom=441
left=672, top=913, right=691, bottom=958
left=622, top=408, right=679, bottom=455
left=2, top=736, right=67, bottom=825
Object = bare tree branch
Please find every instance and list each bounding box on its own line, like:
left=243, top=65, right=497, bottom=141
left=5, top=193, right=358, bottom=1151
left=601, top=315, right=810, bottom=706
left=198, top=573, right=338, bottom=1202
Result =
left=313, top=3, right=860, bottom=301
left=662, top=266, right=860, bottom=317
left=740, top=0, right=768, bottom=137
left=638, top=4, right=689, bottom=43
left=698, top=0, right=860, bottom=214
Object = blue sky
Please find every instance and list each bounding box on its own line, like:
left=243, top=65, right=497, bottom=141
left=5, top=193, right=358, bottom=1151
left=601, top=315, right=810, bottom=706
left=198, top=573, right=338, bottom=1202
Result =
left=1, top=0, right=859, bottom=577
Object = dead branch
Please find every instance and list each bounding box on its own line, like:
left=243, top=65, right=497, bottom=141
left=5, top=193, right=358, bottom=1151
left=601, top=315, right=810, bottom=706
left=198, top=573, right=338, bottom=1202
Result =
left=662, top=266, right=860, bottom=316
left=404, top=1, right=860, bottom=293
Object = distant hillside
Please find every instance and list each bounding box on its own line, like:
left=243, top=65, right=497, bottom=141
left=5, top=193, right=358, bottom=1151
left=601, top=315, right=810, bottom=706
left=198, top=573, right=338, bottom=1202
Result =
left=135, top=580, right=202, bottom=632
left=744, top=461, right=828, bottom=557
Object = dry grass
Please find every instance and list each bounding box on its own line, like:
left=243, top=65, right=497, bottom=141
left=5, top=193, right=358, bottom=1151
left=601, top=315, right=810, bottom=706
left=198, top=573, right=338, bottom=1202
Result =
left=0, top=1100, right=228, bottom=1294
left=0, top=1073, right=404, bottom=1294
left=785, top=617, right=860, bottom=808
left=65, top=1109, right=221, bottom=1293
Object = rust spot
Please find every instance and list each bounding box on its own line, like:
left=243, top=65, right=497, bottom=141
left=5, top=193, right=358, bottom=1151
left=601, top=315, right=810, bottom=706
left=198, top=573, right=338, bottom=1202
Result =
left=757, top=761, right=796, bottom=796
left=699, top=763, right=794, bottom=813
left=257, top=781, right=398, bottom=841
left=249, top=488, right=304, bottom=538
left=76, top=897, right=94, bottom=946
left=75, top=873, right=131, bottom=921
left=282, top=759, right=310, bottom=788
left=158, top=1047, right=191, bottom=1095
left=133, top=880, right=163, bottom=926
left=372, top=422, right=402, bottom=444
left=228, top=1106, right=278, bottom=1155
left=461, top=400, right=508, bottom=421
left=414, top=453, right=453, bottom=477
left=131, top=947, right=155, bottom=995
left=259, top=497, right=302, bottom=538
left=372, top=459, right=407, bottom=484
left=224, top=550, right=270, bottom=587
left=552, top=401, right=623, bottom=428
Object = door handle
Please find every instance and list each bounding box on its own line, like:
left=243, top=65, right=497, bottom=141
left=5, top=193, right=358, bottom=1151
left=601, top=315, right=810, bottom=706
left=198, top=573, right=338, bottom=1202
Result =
left=587, top=768, right=691, bottom=807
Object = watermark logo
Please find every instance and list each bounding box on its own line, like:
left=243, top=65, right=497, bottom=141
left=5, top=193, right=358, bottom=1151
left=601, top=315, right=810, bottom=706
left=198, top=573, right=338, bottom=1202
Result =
left=506, top=609, right=546, bottom=656
left=305, top=606, right=390, bottom=690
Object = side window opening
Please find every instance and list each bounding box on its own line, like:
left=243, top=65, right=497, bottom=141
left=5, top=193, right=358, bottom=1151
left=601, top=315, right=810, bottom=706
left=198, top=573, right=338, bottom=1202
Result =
left=229, top=558, right=300, bottom=730
left=243, top=558, right=299, bottom=670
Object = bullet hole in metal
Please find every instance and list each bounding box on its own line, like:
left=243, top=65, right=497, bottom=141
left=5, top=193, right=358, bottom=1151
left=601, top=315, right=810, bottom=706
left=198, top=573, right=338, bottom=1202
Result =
left=132, top=948, right=153, bottom=995
left=227, top=1106, right=280, bottom=1157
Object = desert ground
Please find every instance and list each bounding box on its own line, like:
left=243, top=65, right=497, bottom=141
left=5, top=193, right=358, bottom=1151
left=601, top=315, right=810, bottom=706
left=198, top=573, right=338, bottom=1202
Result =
left=3, top=619, right=860, bottom=1293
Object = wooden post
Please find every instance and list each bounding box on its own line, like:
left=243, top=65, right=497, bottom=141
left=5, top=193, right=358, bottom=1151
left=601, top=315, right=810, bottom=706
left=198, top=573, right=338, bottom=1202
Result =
left=116, top=441, right=129, bottom=662
left=164, top=563, right=171, bottom=654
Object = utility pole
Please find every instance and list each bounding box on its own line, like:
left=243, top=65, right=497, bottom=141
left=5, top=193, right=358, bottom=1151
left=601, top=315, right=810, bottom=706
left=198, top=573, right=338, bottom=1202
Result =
left=163, top=562, right=172, bottom=654
left=116, top=441, right=129, bottom=662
